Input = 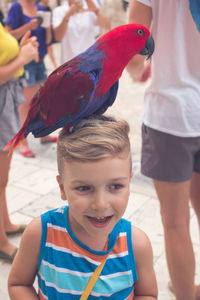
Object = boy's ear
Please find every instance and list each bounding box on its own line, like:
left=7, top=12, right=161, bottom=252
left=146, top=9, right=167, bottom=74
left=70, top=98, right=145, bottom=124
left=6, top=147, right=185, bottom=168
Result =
left=56, top=175, right=67, bottom=200
left=130, top=171, right=134, bottom=179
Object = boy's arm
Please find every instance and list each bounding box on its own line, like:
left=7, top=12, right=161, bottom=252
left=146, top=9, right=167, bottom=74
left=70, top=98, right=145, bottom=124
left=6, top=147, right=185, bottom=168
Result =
left=8, top=217, right=42, bottom=300
left=126, top=0, right=152, bottom=82
left=132, top=226, right=158, bottom=299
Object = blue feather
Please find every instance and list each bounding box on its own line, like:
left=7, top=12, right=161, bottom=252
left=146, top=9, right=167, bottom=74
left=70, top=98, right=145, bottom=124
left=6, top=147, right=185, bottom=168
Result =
left=78, top=42, right=105, bottom=73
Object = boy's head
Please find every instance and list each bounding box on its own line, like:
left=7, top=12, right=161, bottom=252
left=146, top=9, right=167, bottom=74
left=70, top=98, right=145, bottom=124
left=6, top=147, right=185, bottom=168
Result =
left=56, top=115, right=132, bottom=245
left=57, top=115, right=131, bottom=177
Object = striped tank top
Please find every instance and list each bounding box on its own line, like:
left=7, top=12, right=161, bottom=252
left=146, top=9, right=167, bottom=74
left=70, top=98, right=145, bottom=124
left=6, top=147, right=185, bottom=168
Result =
left=37, top=206, right=137, bottom=299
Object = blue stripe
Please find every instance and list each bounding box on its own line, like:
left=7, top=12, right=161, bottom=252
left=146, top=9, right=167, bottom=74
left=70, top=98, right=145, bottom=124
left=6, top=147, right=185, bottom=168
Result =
left=92, top=273, right=134, bottom=295
left=42, top=250, right=98, bottom=271
left=42, top=247, right=131, bottom=275
left=39, top=262, right=90, bottom=292
left=126, top=220, right=138, bottom=282
left=40, top=261, right=134, bottom=295
left=38, top=274, right=134, bottom=300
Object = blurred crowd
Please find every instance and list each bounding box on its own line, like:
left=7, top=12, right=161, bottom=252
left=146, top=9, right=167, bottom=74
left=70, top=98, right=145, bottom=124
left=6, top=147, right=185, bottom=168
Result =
left=0, top=0, right=113, bottom=263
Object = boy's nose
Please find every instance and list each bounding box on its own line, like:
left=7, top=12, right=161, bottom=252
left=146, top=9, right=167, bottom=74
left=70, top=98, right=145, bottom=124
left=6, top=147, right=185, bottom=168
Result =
left=91, top=191, right=110, bottom=211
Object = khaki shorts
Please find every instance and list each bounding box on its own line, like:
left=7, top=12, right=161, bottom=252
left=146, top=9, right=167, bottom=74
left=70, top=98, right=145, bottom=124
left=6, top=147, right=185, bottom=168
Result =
left=0, top=79, right=25, bottom=150
left=141, top=124, right=200, bottom=182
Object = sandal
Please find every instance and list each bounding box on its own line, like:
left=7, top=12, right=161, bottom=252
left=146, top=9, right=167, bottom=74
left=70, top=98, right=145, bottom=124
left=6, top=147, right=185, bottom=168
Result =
left=6, top=224, right=26, bottom=236
left=0, top=247, right=18, bottom=263
left=20, top=149, right=35, bottom=158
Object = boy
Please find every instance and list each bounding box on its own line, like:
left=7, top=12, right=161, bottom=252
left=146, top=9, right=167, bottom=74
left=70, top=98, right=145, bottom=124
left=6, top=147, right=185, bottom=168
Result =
left=8, top=115, right=157, bottom=299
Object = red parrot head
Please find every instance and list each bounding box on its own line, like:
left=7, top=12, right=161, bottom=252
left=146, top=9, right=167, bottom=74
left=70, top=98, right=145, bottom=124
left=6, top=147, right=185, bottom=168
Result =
left=98, top=23, right=154, bottom=65
left=96, top=23, right=154, bottom=94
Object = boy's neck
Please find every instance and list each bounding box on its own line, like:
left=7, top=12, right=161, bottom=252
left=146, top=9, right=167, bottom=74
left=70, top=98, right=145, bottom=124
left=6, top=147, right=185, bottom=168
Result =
left=68, top=216, right=109, bottom=251
left=79, top=234, right=109, bottom=252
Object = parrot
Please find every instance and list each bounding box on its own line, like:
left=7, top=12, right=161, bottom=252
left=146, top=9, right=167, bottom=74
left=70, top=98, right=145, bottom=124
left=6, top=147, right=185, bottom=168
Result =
left=5, top=23, right=154, bottom=154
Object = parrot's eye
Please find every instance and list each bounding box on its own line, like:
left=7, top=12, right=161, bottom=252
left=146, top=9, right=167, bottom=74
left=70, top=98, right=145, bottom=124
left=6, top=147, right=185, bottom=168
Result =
left=137, top=29, right=144, bottom=36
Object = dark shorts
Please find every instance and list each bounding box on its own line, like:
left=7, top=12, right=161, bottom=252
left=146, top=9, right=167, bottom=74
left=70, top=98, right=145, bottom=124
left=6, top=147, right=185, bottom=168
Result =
left=24, top=60, right=47, bottom=86
left=141, top=124, right=200, bottom=182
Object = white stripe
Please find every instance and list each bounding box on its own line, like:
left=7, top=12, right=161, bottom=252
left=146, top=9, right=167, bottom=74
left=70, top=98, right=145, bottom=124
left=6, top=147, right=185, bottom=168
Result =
left=47, top=223, right=67, bottom=232
left=39, top=271, right=114, bottom=297
left=55, top=207, right=65, bottom=213
left=46, top=242, right=101, bottom=265
left=90, top=290, right=113, bottom=297
left=46, top=243, right=128, bottom=263
left=118, top=232, right=127, bottom=237
left=100, top=270, right=132, bottom=280
left=41, top=259, right=93, bottom=277
left=108, top=250, right=128, bottom=259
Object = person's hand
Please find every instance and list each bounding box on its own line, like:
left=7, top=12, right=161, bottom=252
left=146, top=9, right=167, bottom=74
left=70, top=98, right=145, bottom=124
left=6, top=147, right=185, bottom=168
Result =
left=19, top=31, right=39, bottom=64
left=28, top=18, right=40, bottom=30
left=85, top=0, right=99, bottom=13
left=68, top=0, right=83, bottom=16
left=138, top=60, right=151, bottom=82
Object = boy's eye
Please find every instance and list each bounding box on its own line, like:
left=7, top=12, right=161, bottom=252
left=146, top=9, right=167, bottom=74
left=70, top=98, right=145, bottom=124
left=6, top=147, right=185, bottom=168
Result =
left=110, top=184, right=123, bottom=190
left=75, top=186, right=90, bottom=192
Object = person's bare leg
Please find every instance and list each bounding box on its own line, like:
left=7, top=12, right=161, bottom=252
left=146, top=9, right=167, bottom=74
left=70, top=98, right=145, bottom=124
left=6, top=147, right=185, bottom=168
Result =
left=20, top=84, right=57, bottom=151
left=154, top=179, right=195, bottom=300
left=190, top=172, right=200, bottom=300
left=0, top=151, right=17, bottom=254
left=19, top=84, right=40, bottom=156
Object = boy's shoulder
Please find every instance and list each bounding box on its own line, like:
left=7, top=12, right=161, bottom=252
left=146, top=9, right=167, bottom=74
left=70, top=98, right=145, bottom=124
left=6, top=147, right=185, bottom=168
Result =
left=131, top=225, right=153, bottom=261
left=41, top=206, right=67, bottom=228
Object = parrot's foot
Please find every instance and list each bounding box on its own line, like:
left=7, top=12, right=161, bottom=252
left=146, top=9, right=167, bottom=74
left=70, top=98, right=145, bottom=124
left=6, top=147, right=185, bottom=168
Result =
left=40, top=136, right=58, bottom=144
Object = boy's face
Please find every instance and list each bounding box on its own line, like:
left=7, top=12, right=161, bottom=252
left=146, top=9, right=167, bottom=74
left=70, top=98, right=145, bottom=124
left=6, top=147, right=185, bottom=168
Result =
left=57, top=154, right=132, bottom=245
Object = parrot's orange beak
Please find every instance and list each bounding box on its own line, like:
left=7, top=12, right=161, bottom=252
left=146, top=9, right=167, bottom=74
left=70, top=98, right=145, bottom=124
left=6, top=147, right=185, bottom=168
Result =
left=139, top=35, right=155, bottom=59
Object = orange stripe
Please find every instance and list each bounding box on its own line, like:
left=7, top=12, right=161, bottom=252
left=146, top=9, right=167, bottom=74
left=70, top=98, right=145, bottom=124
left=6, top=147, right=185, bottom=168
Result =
left=46, top=227, right=128, bottom=261
left=46, top=227, right=106, bottom=262
left=126, top=288, right=134, bottom=299
left=109, top=235, right=128, bottom=255
left=38, top=289, right=47, bottom=300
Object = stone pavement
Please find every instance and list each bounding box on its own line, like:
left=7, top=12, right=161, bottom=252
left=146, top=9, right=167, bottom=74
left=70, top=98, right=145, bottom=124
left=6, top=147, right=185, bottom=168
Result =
left=0, top=44, right=200, bottom=300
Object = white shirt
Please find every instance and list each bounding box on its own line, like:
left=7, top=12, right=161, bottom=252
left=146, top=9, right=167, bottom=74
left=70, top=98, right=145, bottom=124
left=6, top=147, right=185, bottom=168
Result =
left=137, top=0, right=200, bottom=137
left=53, top=0, right=100, bottom=64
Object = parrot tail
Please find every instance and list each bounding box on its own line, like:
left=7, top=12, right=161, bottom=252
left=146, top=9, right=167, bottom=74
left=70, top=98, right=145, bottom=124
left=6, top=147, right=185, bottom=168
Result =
left=4, top=125, right=27, bottom=156
left=4, top=91, right=41, bottom=155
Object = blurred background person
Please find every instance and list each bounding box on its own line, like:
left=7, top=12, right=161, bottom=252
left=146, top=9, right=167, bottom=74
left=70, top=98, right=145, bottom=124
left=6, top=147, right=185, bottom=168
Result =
left=5, top=0, right=57, bottom=158
left=0, top=22, right=38, bottom=262
left=38, top=0, right=58, bottom=70
left=52, top=0, right=111, bottom=65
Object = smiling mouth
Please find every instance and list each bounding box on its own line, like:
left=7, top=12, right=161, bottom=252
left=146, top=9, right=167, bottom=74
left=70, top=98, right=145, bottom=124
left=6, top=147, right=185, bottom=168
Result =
left=87, top=216, right=113, bottom=227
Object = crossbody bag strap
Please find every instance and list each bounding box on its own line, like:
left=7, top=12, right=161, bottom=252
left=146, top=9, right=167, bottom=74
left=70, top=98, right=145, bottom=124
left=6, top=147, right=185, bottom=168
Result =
left=80, top=258, right=107, bottom=300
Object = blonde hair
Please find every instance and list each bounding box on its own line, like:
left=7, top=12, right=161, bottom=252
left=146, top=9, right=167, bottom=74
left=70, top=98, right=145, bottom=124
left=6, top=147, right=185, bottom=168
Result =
left=57, top=115, right=131, bottom=176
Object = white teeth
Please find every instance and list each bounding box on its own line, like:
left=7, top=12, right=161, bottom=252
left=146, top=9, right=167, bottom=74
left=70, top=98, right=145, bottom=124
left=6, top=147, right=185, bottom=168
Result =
left=96, top=217, right=106, bottom=220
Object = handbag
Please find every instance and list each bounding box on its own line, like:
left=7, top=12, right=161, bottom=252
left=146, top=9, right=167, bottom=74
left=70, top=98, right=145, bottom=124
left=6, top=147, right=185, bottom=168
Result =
left=80, top=258, right=107, bottom=300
